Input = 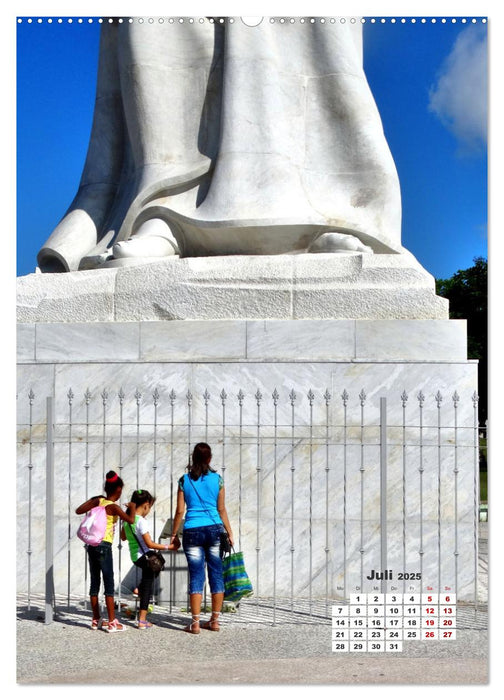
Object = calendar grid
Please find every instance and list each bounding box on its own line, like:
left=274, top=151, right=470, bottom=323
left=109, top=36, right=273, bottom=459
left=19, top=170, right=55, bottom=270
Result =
left=332, top=593, right=458, bottom=652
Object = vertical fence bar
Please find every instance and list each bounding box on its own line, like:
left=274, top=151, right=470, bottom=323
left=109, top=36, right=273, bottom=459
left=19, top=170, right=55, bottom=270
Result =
left=169, top=389, right=176, bottom=614
left=238, top=390, right=244, bottom=551
left=203, top=390, right=210, bottom=444
left=26, top=389, right=35, bottom=610
left=101, top=390, right=108, bottom=485
left=187, top=390, right=193, bottom=461
left=169, top=389, right=176, bottom=518
left=255, top=389, right=262, bottom=608
left=83, top=389, right=91, bottom=610
left=342, top=390, right=348, bottom=600
left=221, top=390, right=227, bottom=482
left=436, top=391, right=443, bottom=595
left=324, top=389, right=331, bottom=616
left=135, top=389, right=142, bottom=489
left=187, top=389, right=193, bottom=613
left=473, top=391, right=480, bottom=618
left=379, top=397, right=387, bottom=594
left=359, top=389, right=366, bottom=592
left=102, top=388, right=116, bottom=608
left=117, top=388, right=125, bottom=609
left=452, top=391, right=460, bottom=595
left=417, top=391, right=425, bottom=582
left=289, top=389, right=296, bottom=612
left=308, top=389, right=314, bottom=616
left=118, top=388, right=125, bottom=480
left=151, top=388, right=160, bottom=606
left=45, top=396, right=55, bottom=624
left=401, top=391, right=409, bottom=595
left=153, top=388, right=159, bottom=540
left=67, top=389, right=74, bottom=608
left=272, top=389, right=279, bottom=626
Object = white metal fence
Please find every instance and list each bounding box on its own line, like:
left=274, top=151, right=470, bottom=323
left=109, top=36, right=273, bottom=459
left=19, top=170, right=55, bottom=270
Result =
left=17, top=385, right=483, bottom=623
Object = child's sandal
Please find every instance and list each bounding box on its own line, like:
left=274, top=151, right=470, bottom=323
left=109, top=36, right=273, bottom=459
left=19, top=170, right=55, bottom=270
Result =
left=106, top=618, right=126, bottom=633
left=184, top=615, right=200, bottom=634
left=137, top=620, right=153, bottom=629
left=90, top=618, right=102, bottom=630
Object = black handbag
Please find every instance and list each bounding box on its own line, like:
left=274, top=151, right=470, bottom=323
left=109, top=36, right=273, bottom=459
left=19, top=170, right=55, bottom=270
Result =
left=144, top=550, right=166, bottom=573
left=127, top=522, right=166, bottom=573
left=219, top=530, right=232, bottom=555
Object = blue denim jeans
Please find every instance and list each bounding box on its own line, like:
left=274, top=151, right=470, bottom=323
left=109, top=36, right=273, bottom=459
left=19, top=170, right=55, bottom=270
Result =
left=87, top=541, right=114, bottom=597
left=183, top=525, right=225, bottom=595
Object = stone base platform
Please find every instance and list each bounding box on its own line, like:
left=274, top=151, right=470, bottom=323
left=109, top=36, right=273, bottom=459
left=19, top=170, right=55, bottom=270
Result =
left=18, top=251, right=448, bottom=322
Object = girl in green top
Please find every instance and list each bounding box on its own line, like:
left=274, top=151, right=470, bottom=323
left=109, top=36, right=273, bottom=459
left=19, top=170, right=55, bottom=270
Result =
left=121, top=490, right=179, bottom=628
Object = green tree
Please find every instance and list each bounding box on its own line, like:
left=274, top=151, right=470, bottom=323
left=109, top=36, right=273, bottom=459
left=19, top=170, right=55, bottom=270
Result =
left=436, top=257, right=487, bottom=425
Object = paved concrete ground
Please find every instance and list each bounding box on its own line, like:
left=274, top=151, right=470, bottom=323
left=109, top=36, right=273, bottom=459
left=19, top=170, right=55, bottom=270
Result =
left=16, top=604, right=488, bottom=685
left=15, top=523, right=489, bottom=686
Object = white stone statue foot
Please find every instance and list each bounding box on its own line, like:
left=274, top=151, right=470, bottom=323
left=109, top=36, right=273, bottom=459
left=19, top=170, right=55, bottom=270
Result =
left=113, top=218, right=180, bottom=259
left=308, top=232, right=373, bottom=254
left=78, top=251, right=114, bottom=270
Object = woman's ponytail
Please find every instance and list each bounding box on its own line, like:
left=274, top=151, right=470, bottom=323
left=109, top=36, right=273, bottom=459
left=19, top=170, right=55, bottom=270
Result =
left=188, top=442, right=214, bottom=480
left=126, top=489, right=155, bottom=515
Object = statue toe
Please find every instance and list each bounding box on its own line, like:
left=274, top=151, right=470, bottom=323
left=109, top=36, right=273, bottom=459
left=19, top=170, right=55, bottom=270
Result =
left=308, top=232, right=373, bottom=254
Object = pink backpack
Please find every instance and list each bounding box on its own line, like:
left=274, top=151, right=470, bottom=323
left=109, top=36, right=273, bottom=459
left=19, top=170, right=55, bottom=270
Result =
left=77, top=503, right=108, bottom=545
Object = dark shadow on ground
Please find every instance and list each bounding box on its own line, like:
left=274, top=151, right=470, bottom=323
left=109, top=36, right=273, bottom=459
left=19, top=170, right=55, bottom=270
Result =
left=16, top=599, right=189, bottom=631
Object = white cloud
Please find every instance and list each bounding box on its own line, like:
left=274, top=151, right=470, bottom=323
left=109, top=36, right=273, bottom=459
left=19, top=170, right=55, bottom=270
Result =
left=429, top=25, right=487, bottom=154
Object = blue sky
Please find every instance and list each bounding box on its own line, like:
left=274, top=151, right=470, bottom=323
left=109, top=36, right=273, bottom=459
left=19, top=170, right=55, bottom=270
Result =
left=16, top=14, right=488, bottom=280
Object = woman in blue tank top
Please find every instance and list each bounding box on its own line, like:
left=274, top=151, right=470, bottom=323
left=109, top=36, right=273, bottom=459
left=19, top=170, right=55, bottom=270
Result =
left=170, top=442, right=234, bottom=634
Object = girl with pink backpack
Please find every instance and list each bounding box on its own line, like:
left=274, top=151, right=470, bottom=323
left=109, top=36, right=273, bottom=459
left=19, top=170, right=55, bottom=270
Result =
left=75, top=470, right=137, bottom=632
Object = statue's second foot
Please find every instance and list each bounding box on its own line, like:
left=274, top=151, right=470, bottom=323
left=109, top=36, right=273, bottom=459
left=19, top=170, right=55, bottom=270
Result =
left=308, top=232, right=373, bottom=254
left=113, top=218, right=180, bottom=259
left=78, top=251, right=114, bottom=270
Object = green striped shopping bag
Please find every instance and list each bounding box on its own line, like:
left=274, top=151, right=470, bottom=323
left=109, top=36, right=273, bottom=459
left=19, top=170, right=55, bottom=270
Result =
left=222, top=549, right=253, bottom=602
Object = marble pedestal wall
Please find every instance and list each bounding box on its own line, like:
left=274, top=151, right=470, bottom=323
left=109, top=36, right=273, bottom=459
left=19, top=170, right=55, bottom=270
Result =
left=17, top=319, right=478, bottom=602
